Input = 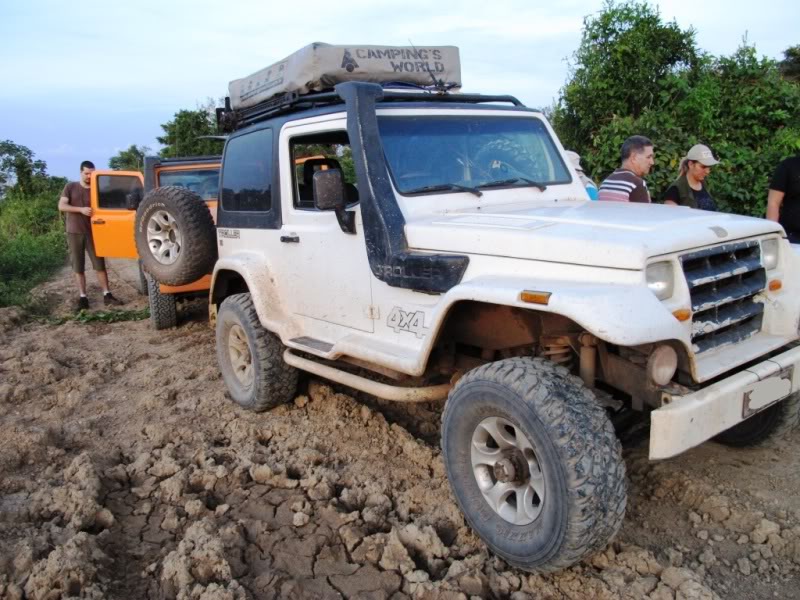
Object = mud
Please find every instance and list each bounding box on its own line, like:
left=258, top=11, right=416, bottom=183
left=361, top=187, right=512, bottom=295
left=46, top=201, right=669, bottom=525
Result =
left=0, top=262, right=798, bottom=599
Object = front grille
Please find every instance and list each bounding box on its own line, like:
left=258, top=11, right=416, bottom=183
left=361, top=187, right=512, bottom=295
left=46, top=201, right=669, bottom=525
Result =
left=680, top=240, right=766, bottom=354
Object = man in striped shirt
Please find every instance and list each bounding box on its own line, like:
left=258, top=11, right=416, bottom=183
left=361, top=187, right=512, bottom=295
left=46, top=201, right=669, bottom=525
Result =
left=598, top=136, right=655, bottom=203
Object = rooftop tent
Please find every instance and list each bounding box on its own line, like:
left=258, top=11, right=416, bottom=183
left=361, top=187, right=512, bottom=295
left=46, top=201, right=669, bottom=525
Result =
left=228, top=42, right=462, bottom=110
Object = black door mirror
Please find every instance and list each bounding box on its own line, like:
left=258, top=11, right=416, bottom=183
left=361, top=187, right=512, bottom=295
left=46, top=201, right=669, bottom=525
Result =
left=125, top=188, right=143, bottom=211
left=312, top=169, right=355, bottom=234
left=313, top=169, right=346, bottom=210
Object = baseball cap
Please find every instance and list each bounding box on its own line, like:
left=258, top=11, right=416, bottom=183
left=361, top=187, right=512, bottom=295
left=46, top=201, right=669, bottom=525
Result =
left=685, top=144, right=720, bottom=166
left=564, top=150, right=584, bottom=172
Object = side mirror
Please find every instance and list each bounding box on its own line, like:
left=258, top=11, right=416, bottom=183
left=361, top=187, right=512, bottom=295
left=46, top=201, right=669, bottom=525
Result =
left=312, top=169, right=356, bottom=234
left=312, top=169, right=346, bottom=211
left=126, top=188, right=143, bottom=211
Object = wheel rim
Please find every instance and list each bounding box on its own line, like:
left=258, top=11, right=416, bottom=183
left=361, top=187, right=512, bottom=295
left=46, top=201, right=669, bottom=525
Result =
left=147, top=210, right=182, bottom=265
left=471, top=416, right=545, bottom=525
left=228, top=324, right=253, bottom=388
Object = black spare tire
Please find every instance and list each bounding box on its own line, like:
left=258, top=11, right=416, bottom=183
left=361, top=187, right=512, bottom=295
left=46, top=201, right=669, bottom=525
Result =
left=135, top=186, right=216, bottom=286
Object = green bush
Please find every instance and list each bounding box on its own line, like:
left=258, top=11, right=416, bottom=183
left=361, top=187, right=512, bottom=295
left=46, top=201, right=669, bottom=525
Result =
left=553, top=1, right=800, bottom=216
left=0, top=184, right=67, bottom=307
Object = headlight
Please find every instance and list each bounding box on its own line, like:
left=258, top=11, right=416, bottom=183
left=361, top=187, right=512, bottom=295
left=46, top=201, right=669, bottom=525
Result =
left=761, top=239, right=779, bottom=270
left=646, top=261, right=674, bottom=300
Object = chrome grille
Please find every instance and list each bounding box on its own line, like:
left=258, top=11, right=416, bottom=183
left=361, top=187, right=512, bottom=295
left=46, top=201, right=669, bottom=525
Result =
left=680, top=240, right=766, bottom=354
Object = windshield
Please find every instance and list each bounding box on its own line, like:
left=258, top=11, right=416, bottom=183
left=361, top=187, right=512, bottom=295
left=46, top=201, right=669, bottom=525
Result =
left=377, top=115, right=571, bottom=195
left=158, top=169, right=219, bottom=201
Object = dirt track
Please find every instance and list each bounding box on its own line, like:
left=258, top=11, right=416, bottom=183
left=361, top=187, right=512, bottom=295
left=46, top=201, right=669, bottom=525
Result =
left=1, top=261, right=799, bottom=599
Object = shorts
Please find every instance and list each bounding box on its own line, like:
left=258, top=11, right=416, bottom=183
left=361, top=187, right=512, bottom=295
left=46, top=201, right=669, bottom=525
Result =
left=67, top=233, right=106, bottom=273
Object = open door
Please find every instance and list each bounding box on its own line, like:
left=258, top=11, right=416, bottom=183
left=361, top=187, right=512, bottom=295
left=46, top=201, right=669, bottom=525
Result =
left=90, top=171, right=144, bottom=259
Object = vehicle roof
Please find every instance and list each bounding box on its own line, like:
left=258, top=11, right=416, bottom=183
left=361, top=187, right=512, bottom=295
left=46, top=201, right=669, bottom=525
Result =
left=230, top=100, right=542, bottom=138
left=145, top=155, right=221, bottom=166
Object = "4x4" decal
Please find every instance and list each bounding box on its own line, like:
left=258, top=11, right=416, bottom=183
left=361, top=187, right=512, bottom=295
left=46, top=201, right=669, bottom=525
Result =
left=387, top=307, right=429, bottom=339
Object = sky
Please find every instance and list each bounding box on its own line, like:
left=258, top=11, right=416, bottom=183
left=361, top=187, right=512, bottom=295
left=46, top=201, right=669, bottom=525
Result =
left=1, top=0, right=797, bottom=179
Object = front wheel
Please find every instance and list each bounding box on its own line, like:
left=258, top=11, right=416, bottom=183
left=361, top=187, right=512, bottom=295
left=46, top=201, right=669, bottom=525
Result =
left=441, top=357, right=627, bottom=573
left=216, top=293, right=298, bottom=411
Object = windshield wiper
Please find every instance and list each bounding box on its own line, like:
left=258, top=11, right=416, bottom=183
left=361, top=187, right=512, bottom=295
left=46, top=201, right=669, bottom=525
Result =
left=479, top=177, right=547, bottom=192
left=404, top=183, right=483, bottom=197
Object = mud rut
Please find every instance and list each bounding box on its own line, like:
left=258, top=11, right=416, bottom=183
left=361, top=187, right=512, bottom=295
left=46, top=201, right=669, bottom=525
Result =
left=0, top=263, right=799, bottom=600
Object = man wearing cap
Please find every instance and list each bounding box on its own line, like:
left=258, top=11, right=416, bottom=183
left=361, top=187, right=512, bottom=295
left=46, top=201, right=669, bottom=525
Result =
left=597, top=136, right=654, bottom=203
left=565, top=150, right=599, bottom=200
left=663, top=144, right=720, bottom=211
left=766, top=153, right=800, bottom=243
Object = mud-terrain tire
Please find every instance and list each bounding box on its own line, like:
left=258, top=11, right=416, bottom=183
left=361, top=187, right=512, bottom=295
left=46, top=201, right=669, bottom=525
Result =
left=441, top=357, right=627, bottom=573
left=216, top=293, right=298, bottom=411
left=146, top=275, right=177, bottom=330
left=714, top=392, right=800, bottom=447
left=136, top=260, right=149, bottom=296
left=135, top=186, right=216, bottom=286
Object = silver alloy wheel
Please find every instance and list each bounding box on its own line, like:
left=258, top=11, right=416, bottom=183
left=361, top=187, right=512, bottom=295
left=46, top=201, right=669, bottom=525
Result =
left=147, top=210, right=182, bottom=265
left=228, top=324, right=253, bottom=387
left=471, top=416, right=545, bottom=525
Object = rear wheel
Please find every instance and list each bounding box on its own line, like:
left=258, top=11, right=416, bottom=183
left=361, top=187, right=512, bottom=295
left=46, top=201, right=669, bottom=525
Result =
left=135, top=186, right=216, bottom=286
left=714, top=392, right=800, bottom=447
left=136, top=260, right=149, bottom=296
left=146, top=275, right=177, bottom=330
left=441, top=357, right=626, bottom=573
left=216, top=293, right=298, bottom=411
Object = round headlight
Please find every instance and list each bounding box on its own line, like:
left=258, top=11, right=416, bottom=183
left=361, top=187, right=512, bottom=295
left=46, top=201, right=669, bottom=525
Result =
left=646, top=261, right=674, bottom=300
left=648, top=345, right=678, bottom=386
left=761, top=239, right=779, bottom=270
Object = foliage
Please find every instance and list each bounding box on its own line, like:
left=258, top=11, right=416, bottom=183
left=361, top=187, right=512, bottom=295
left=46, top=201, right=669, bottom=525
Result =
left=553, top=1, right=800, bottom=217
left=0, top=143, right=69, bottom=307
left=555, top=1, right=698, bottom=151
left=158, top=100, right=225, bottom=158
left=47, top=307, right=150, bottom=325
left=0, top=140, right=51, bottom=197
left=0, top=229, right=66, bottom=307
left=109, top=144, right=150, bottom=172
left=780, top=45, right=800, bottom=82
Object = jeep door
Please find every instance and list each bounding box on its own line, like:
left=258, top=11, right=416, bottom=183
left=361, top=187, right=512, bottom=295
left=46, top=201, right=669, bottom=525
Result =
left=89, top=171, right=143, bottom=258
left=278, top=121, right=374, bottom=333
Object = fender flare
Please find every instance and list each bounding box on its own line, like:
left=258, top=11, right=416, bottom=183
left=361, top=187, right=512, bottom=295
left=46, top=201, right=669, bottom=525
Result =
left=211, top=254, right=292, bottom=337
left=418, top=275, right=689, bottom=371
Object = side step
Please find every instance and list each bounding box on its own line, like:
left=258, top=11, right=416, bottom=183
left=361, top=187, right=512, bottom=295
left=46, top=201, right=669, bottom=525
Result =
left=289, top=336, right=334, bottom=354
left=283, top=349, right=450, bottom=403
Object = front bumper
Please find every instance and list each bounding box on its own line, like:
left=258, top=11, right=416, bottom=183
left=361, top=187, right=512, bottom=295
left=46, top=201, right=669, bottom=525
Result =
left=650, top=344, right=800, bottom=459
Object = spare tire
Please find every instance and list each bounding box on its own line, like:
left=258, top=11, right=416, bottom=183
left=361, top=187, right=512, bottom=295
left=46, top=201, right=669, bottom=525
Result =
left=135, top=186, right=216, bottom=286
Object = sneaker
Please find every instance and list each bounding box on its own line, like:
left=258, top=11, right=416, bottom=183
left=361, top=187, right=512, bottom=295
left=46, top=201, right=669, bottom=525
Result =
left=76, top=296, right=89, bottom=311
left=103, top=292, right=124, bottom=306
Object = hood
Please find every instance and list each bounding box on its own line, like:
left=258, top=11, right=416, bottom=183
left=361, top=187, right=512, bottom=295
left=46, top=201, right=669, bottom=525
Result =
left=405, top=201, right=783, bottom=270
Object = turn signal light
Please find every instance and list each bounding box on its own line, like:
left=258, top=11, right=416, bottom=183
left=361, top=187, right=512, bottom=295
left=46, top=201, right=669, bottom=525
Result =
left=520, top=290, right=551, bottom=305
left=769, top=279, right=783, bottom=292
left=672, top=309, right=692, bottom=322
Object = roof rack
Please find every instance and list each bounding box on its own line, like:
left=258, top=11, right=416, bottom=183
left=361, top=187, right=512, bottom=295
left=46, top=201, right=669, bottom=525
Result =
left=216, top=87, right=525, bottom=133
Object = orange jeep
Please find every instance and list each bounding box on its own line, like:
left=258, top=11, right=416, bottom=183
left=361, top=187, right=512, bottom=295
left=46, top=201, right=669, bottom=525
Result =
left=89, top=156, right=220, bottom=329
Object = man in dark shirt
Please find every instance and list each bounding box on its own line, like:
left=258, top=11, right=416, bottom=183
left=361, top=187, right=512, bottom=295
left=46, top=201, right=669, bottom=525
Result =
left=767, top=154, right=800, bottom=243
left=598, top=136, right=655, bottom=203
left=58, top=160, right=123, bottom=310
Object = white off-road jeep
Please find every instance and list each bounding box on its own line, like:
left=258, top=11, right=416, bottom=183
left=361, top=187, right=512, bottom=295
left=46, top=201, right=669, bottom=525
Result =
left=134, top=45, right=800, bottom=573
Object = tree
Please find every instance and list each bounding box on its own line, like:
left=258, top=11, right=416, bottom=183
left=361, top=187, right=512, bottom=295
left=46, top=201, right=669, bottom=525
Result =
left=554, top=1, right=698, bottom=153
left=552, top=1, right=800, bottom=217
left=109, top=144, right=150, bottom=172
left=779, top=45, right=800, bottom=82
left=0, top=140, right=49, bottom=197
left=157, top=100, right=225, bottom=158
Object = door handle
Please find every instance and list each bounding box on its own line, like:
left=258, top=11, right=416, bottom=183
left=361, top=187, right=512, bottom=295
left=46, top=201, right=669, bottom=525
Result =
left=280, top=234, right=300, bottom=243
left=92, top=219, right=106, bottom=225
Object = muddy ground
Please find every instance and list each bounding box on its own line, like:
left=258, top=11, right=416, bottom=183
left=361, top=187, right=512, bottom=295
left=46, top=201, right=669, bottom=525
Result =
left=1, top=261, right=799, bottom=600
